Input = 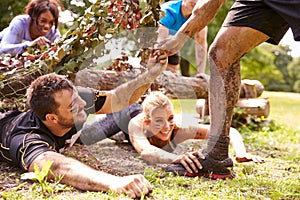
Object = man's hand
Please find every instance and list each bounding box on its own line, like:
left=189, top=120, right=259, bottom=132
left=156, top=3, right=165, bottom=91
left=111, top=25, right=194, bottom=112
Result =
left=146, top=49, right=168, bottom=67
left=145, top=49, right=168, bottom=80
left=172, top=151, right=205, bottom=173
left=157, top=33, right=190, bottom=56
left=109, top=174, right=152, bottom=198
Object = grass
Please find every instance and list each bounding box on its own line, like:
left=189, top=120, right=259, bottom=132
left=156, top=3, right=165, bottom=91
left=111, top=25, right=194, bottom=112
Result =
left=261, top=91, right=300, bottom=130
left=1, top=91, right=300, bottom=200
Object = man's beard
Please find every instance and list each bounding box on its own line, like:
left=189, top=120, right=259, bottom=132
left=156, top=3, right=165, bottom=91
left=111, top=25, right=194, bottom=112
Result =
left=57, top=111, right=87, bottom=129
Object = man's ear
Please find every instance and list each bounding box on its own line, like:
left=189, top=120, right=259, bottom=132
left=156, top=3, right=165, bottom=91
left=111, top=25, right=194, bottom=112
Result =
left=45, top=113, right=58, bottom=124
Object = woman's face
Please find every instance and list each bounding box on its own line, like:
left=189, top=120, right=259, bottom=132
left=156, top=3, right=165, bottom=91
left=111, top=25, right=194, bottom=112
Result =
left=35, top=10, right=55, bottom=36
left=148, top=106, right=175, bottom=141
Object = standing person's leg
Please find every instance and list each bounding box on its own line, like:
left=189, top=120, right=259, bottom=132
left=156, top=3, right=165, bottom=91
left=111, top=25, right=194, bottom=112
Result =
left=166, top=53, right=180, bottom=73
left=165, top=0, right=291, bottom=178
left=179, top=57, right=190, bottom=77
left=205, top=26, right=269, bottom=161
left=195, top=26, right=208, bottom=74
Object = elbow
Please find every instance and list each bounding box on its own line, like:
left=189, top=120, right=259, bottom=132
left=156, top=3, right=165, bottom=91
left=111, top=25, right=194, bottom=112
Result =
left=140, top=151, right=156, bottom=164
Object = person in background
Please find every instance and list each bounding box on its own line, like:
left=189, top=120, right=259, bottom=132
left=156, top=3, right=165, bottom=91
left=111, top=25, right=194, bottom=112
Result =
left=0, top=50, right=167, bottom=198
left=158, top=0, right=300, bottom=177
left=0, top=0, right=62, bottom=55
left=128, top=91, right=263, bottom=178
left=158, top=0, right=208, bottom=76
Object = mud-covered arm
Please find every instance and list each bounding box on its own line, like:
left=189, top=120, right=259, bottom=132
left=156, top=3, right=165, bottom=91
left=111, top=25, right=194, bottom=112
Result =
left=158, top=0, right=226, bottom=54
left=29, top=151, right=152, bottom=198
left=97, top=50, right=167, bottom=114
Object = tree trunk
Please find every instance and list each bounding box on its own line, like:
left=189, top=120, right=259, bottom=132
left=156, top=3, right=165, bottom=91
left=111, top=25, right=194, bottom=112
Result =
left=75, top=68, right=209, bottom=99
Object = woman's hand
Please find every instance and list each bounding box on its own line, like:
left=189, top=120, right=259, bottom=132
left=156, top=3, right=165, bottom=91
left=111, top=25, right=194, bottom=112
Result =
left=28, top=36, right=51, bottom=47
left=236, top=153, right=265, bottom=163
left=172, top=151, right=205, bottom=173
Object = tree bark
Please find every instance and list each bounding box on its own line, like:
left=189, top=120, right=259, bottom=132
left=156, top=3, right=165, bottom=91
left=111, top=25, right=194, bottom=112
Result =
left=74, top=69, right=210, bottom=99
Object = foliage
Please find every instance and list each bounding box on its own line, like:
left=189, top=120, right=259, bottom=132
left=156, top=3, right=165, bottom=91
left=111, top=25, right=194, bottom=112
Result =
left=272, top=45, right=293, bottom=85
left=60, top=0, right=93, bottom=16
left=20, top=160, right=64, bottom=197
left=0, top=1, right=28, bottom=30
left=287, top=57, right=300, bottom=92
left=0, top=0, right=163, bottom=110
left=241, top=44, right=282, bottom=84
left=0, top=160, right=67, bottom=199
left=0, top=0, right=162, bottom=75
left=240, top=43, right=300, bottom=92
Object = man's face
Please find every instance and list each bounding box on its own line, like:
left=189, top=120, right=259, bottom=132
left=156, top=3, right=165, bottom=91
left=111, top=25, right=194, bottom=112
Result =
left=53, top=88, right=87, bottom=129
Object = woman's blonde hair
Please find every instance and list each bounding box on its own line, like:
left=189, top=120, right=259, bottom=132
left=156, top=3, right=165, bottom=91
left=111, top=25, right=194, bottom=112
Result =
left=142, top=91, right=173, bottom=119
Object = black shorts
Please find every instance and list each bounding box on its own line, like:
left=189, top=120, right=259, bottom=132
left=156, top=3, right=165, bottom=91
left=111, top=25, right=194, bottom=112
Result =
left=223, top=0, right=300, bottom=44
left=168, top=53, right=180, bottom=65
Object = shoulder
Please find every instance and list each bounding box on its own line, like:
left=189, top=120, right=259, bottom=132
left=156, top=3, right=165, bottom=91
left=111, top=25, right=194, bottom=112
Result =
left=9, top=15, right=30, bottom=28
left=129, top=113, right=144, bottom=130
left=161, top=0, right=182, bottom=12
left=160, top=0, right=183, bottom=30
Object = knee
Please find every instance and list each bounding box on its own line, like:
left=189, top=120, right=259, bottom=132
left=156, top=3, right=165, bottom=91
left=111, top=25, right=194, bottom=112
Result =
left=208, top=43, right=223, bottom=64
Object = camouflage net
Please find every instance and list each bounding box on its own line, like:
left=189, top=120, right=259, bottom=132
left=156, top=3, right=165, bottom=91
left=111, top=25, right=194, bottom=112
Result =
left=0, top=57, right=46, bottom=111
left=0, top=67, right=44, bottom=99
left=0, top=0, right=162, bottom=111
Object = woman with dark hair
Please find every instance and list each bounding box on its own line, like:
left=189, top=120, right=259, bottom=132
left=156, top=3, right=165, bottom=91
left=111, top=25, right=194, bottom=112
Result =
left=0, top=0, right=62, bottom=55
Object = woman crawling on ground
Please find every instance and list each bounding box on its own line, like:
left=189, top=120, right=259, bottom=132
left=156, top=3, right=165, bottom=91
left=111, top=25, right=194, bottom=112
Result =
left=128, top=91, right=264, bottom=174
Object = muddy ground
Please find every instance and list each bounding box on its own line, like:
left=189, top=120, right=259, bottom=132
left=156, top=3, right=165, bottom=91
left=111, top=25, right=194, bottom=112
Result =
left=0, top=138, right=202, bottom=193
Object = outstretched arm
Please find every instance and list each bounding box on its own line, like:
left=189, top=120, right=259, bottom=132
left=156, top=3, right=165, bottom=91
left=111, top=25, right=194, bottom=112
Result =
left=97, top=50, right=167, bottom=114
left=158, top=0, right=226, bottom=54
left=229, top=128, right=264, bottom=163
left=29, top=151, right=152, bottom=198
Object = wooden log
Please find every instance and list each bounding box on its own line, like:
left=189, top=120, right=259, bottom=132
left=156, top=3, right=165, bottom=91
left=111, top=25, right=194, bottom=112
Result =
left=75, top=69, right=209, bottom=99
left=196, top=97, right=270, bottom=120
left=239, top=79, right=264, bottom=98
left=235, top=98, right=270, bottom=118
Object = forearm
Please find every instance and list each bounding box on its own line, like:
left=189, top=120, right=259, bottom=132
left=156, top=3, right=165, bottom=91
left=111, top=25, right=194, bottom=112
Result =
left=178, top=0, right=226, bottom=37
left=229, top=128, right=247, bottom=157
left=0, top=42, right=28, bottom=55
left=110, top=62, right=166, bottom=112
left=140, top=148, right=178, bottom=164
left=30, top=152, right=117, bottom=192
